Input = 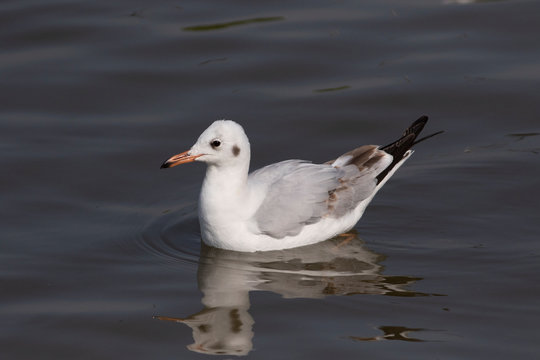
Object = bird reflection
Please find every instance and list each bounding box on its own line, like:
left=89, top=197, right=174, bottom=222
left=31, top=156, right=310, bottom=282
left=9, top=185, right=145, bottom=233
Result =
left=349, top=326, right=426, bottom=342
left=154, top=233, right=429, bottom=356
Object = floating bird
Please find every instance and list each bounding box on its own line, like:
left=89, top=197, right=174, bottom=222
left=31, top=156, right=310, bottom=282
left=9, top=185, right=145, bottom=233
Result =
left=161, top=116, right=439, bottom=252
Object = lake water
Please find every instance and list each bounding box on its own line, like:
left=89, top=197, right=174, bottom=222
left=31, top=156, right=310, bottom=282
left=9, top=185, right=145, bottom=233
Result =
left=1, top=0, right=540, bottom=358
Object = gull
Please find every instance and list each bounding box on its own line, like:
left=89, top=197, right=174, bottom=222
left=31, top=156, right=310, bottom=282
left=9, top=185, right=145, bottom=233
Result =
left=161, top=116, right=439, bottom=252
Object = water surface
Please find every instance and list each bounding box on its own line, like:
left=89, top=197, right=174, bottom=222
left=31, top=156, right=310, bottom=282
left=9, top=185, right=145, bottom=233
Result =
left=1, top=0, right=539, bottom=358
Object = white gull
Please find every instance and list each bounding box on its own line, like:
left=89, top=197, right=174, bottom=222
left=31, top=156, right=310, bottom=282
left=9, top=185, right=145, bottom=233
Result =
left=161, top=116, right=438, bottom=252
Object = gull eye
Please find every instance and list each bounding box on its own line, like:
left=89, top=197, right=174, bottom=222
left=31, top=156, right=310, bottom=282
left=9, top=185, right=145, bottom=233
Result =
left=211, top=139, right=221, bottom=148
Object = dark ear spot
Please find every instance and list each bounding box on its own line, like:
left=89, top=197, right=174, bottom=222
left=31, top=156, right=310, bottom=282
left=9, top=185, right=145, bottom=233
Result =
left=232, top=145, right=240, bottom=157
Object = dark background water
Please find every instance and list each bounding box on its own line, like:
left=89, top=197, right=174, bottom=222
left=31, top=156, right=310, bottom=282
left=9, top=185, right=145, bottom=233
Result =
left=2, top=0, right=540, bottom=358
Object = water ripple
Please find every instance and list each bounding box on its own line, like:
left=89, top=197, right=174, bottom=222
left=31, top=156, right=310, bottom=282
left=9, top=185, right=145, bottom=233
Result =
left=182, top=16, right=284, bottom=32
left=138, top=205, right=201, bottom=268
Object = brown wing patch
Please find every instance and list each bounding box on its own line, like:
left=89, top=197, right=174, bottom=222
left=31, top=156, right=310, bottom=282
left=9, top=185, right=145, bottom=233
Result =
left=325, top=145, right=389, bottom=217
left=333, top=145, right=385, bottom=172
left=363, top=152, right=386, bottom=168
left=342, top=145, right=379, bottom=168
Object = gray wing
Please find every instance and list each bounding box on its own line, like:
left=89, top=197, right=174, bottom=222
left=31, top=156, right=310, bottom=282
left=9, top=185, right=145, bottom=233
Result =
left=248, top=146, right=392, bottom=239
left=249, top=160, right=340, bottom=238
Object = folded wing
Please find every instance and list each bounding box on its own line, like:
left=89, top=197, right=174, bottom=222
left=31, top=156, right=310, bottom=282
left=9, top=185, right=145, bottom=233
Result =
left=249, top=146, right=392, bottom=239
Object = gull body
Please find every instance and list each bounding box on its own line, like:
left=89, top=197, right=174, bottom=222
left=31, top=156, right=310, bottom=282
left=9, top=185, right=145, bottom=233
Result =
left=162, top=116, right=435, bottom=252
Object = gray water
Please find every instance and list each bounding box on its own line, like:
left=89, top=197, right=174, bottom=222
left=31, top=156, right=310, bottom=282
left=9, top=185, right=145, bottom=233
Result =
left=1, top=0, right=540, bottom=358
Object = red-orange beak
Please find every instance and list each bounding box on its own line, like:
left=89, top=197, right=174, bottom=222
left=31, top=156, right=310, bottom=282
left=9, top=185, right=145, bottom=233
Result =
left=160, top=150, right=203, bottom=169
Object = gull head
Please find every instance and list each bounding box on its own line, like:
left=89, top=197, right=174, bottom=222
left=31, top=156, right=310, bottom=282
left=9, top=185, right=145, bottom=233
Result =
left=161, top=120, right=250, bottom=169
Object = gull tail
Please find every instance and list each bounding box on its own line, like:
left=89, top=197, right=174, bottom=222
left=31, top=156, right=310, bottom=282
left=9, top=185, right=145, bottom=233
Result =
left=376, top=115, right=443, bottom=183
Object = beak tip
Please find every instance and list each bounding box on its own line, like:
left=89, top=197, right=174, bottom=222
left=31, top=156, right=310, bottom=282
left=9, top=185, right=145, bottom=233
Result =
left=160, top=150, right=199, bottom=169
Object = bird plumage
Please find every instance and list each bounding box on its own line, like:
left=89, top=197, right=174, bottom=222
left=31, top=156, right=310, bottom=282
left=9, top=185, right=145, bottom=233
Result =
left=161, top=116, right=435, bottom=252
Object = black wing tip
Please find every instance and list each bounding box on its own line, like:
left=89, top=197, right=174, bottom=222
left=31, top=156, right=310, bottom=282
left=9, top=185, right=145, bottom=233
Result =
left=376, top=114, right=435, bottom=183
left=413, top=129, right=444, bottom=146
left=403, top=115, right=429, bottom=138
left=412, top=115, right=429, bottom=126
